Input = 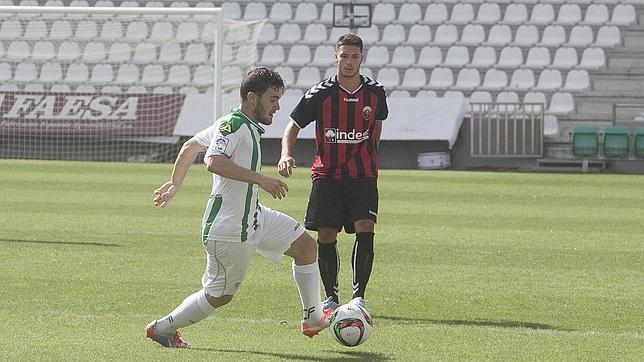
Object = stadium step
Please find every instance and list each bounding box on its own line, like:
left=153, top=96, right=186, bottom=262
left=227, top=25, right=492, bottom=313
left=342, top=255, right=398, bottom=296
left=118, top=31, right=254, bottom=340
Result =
left=535, top=158, right=607, bottom=173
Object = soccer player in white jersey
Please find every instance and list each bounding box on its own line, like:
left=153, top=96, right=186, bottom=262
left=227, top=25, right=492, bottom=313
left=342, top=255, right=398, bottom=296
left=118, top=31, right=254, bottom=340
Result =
left=145, top=67, right=333, bottom=348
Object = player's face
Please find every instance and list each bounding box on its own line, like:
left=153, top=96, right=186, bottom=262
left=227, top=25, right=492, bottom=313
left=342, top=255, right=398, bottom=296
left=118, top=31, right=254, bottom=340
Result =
left=253, top=86, right=282, bottom=125
left=335, top=45, right=362, bottom=79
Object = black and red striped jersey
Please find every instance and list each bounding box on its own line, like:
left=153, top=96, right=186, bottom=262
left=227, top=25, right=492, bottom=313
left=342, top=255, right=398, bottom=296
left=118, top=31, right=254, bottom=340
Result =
left=290, top=75, right=389, bottom=180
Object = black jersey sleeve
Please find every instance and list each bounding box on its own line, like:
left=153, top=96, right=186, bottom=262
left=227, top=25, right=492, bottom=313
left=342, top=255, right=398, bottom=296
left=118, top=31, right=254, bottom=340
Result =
left=375, top=88, right=389, bottom=121
left=289, top=94, right=316, bottom=129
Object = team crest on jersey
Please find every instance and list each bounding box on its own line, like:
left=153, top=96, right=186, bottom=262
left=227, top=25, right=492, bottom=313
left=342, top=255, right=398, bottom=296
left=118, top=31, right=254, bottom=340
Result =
left=362, top=106, right=372, bottom=121
left=214, top=135, right=229, bottom=153
left=219, top=121, right=233, bottom=135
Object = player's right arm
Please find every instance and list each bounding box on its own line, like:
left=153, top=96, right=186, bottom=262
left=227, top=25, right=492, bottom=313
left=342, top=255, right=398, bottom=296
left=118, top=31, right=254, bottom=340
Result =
left=154, top=137, right=207, bottom=208
left=278, top=120, right=301, bottom=178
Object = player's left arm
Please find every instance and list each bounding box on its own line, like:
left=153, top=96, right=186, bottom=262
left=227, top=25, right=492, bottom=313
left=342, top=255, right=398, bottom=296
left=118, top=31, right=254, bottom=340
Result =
left=373, top=120, right=384, bottom=149
left=206, top=155, right=289, bottom=200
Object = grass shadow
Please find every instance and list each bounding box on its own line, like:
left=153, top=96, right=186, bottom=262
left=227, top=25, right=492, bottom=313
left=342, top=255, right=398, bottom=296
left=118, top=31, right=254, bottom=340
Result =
left=0, top=238, right=119, bottom=247
left=190, top=348, right=391, bottom=361
left=375, top=314, right=575, bottom=332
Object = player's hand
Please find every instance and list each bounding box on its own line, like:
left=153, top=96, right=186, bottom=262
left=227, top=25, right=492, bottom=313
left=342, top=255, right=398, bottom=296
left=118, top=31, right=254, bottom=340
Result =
left=259, top=176, right=289, bottom=199
left=278, top=156, right=296, bottom=178
left=153, top=181, right=178, bottom=208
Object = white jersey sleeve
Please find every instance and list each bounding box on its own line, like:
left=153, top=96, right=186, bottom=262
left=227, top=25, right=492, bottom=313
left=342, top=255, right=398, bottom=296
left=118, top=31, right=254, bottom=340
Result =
left=193, top=125, right=216, bottom=147
left=205, top=119, right=244, bottom=160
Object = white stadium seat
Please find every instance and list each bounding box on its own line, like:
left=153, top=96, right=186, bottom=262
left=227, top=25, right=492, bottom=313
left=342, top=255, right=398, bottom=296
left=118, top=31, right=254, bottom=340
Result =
left=269, top=3, right=293, bottom=24
left=0, top=62, right=11, bottom=82
left=535, top=69, right=563, bottom=91
left=484, top=25, right=512, bottom=46
left=548, top=92, right=575, bottom=115
left=398, top=3, right=422, bottom=25
left=176, top=22, right=199, bottom=42
left=285, top=44, right=311, bottom=66
left=57, top=42, right=80, bottom=61
left=448, top=4, right=475, bottom=25
left=423, top=3, right=448, bottom=25
left=523, top=91, right=547, bottom=108
left=556, top=4, right=582, bottom=25
left=416, top=90, right=437, bottom=98
left=221, top=2, right=241, bottom=20
left=551, top=47, right=578, bottom=69
left=244, top=2, right=267, bottom=21
left=427, top=67, right=453, bottom=89
left=140, top=64, right=165, bottom=84
left=125, top=21, right=148, bottom=41
left=524, top=47, right=551, bottom=69
left=417, top=46, right=443, bottom=68
left=65, top=63, right=89, bottom=83
left=357, top=26, right=380, bottom=45
left=594, top=26, right=621, bottom=48
left=258, top=23, right=275, bottom=45
left=582, top=4, right=609, bottom=25
left=458, top=24, right=485, bottom=46
left=276, top=23, right=301, bottom=44
left=496, top=46, right=523, bottom=69
left=390, top=46, right=416, bottom=68
left=579, top=47, right=606, bottom=69
left=529, top=4, right=555, bottom=25
left=364, top=45, right=389, bottom=68
left=479, top=68, right=508, bottom=91
left=501, top=4, right=528, bottom=25
left=433, top=24, right=458, bottom=46
left=259, top=44, right=285, bottom=66
left=302, top=24, right=328, bottom=45
left=275, top=66, right=294, bottom=86
left=566, top=25, right=594, bottom=47
left=610, top=4, right=636, bottom=26
left=469, top=91, right=493, bottom=104
left=49, top=20, right=72, bottom=40
left=100, top=20, right=123, bottom=40
left=400, top=67, right=427, bottom=90
left=39, top=62, right=63, bottom=82
left=166, top=64, right=191, bottom=85
left=32, top=41, right=55, bottom=61
left=132, top=43, right=157, bottom=64
left=507, top=68, right=535, bottom=90
left=24, top=20, right=47, bottom=39
left=295, top=66, right=321, bottom=89
left=114, top=63, right=139, bottom=84
left=381, top=24, right=406, bottom=46
left=50, top=84, right=71, bottom=93
left=74, top=20, right=98, bottom=40
left=562, top=69, right=590, bottom=92
left=82, top=42, right=106, bottom=62
left=475, top=3, right=501, bottom=25
left=376, top=67, right=400, bottom=89
left=406, top=25, right=432, bottom=46
left=372, top=3, right=396, bottom=25
left=14, top=62, right=37, bottom=82
left=293, top=3, right=318, bottom=24
left=443, top=46, right=470, bottom=68
left=184, top=43, right=207, bottom=64
left=452, top=68, right=481, bottom=91
left=150, top=22, right=173, bottom=42
left=6, top=41, right=30, bottom=60
left=538, top=25, right=566, bottom=47
left=89, top=63, right=113, bottom=83
left=512, top=25, right=539, bottom=47
left=471, top=46, right=496, bottom=68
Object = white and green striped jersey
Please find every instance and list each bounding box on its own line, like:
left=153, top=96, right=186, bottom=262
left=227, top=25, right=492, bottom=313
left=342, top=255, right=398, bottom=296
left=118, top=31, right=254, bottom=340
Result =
left=195, top=109, right=266, bottom=243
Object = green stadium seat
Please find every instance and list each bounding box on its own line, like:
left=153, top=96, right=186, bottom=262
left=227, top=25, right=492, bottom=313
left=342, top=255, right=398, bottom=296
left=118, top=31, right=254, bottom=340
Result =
left=634, top=127, right=644, bottom=158
left=602, top=126, right=629, bottom=158
left=572, top=125, right=599, bottom=157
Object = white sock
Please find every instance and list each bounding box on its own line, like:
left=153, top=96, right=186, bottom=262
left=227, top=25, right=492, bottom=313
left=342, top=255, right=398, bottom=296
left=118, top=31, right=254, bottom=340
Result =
left=155, top=289, right=215, bottom=335
left=292, top=261, right=323, bottom=324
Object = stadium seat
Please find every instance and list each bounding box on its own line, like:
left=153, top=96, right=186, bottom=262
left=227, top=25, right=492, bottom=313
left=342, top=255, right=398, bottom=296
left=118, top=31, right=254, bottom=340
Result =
left=131, top=43, right=157, bottom=64
left=276, top=23, right=301, bottom=44
left=529, top=3, right=555, bottom=25
left=39, top=62, right=62, bottom=82
left=416, top=90, right=437, bottom=98
left=24, top=84, right=44, bottom=92
left=634, top=128, right=644, bottom=158
left=391, top=46, right=416, bottom=68
left=311, top=45, right=334, bottom=67
left=512, top=25, right=539, bottom=47
left=582, top=4, right=609, bottom=25
left=13, top=62, right=37, bottom=82
left=74, top=20, right=98, bottom=40
left=65, top=63, right=89, bottom=83
left=610, top=4, right=636, bottom=26
left=101, top=85, right=122, bottom=94
left=32, top=41, right=55, bottom=61
left=357, top=26, right=380, bottom=45
left=364, top=45, right=389, bottom=68
left=496, top=46, right=523, bottom=69
left=400, top=67, right=427, bottom=91
left=166, top=64, right=190, bottom=85
left=0, top=84, right=18, bottom=92
left=389, top=90, right=411, bottom=98
left=50, top=84, right=71, bottom=93
left=475, top=3, right=501, bottom=24
left=269, top=3, right=293, bottom=24
left=274, top=66, right=295, bottom=86
left=23, top=20, right=47, bottom=39
left=49, top=20, right=72, bottom=40
left=603, top=126, right=630, bottom=158
left=579, top=47, right=606, bottom=69
left=433, top=24, right=458, bottom=46
left=458, top=24, right=485, bottom=46
left=566, top=26, right=594, bottom=47
left=479, top=68, right=508, bottom=91
left=258, top=23, right=275, bottom=45
left=244, top=2, right=267, bottom=20
left=126, top=85, right=147, bottom=94
left=150, top=22, right=173, bottom=42
left=448, top=3, right=475, bottom=24
left=221, top=2, right=241, bottom=20
left=82, top=42, right=106, bottom=62
left=327, top=27, right=350, bottom=45
left=557, top=4, right=582, bottom=25
left=89, top=63, right=113, bottom=83
left=295, top=66, right=321, bottom=89
left=0, top=62, right=11, bottom=82
left=427, top=67, right=453, bottom=89
left=469, top=90, right=493, bottom=104
left=376, top=67, right=400, bottom=89
left=152, top=86, right=173, bottom=94
left=302, top=24, right=328, bottom=45
left=318, top=3, right=333, bottom=25
left=283, top=88, right=304, bottom=98
left=501, top=3, right=528, bottom=25
left=417, top=46, right=443, bottom=68
left=259, top=44, right=285, bottom=66
left=543, top=114, right=559, bottom=137
left=293, top=3, right=318, bottom=24
left=452, top=68, right=481, bottom=91
left=471, top=46, right=497, bottom=68
left=443, top=46, right=470, bottom=68
left=184, top=43, right=207, bottom=64
left=524, top=47, right=551, bottom=68
left=5, top=41, right=29, bottom=60
left=57, top=41, right=80, bottom=61
left=443, top=90, right=465, bottom=99
left=140, top=64, right=165, bottom=84
left=398, top=3, right=422, bottom=25
left=422, top=3, right=448, bottom=25
left=594, top=26, right=621, bottom=48
left=538, top=25, right=566, bottom=47
left=572, top=126, right=600, bottom=157
left=548, top=92, right=575, bottom=115
left=285, top=45, right=311, bottom=67
left=562, top=69, right=590, bottom=92
left=484, top=25, right=512, bottom=46
left=523, top=91, right=547, bottom=108
left=381, top=24, right=406, bottom=46
left=495, top=91, right=520, bottom=106
left=114, top=63, right=139, bottom=84
left=125, top=21, right=148, bottom=41
left=176, top=22, right=199, bottom=42
left=158, top=43, right=181, bottom=63
left=535, top=69, right=563, bottom=91
left=100, top=20, right=123, bottom=40
left=372, top=3, right=396, bottom=25
left=551, top=47, right=579, bottom=69
left=406, top=25, right=432, bottom=46
left=507, top=68, right=535, bottom=90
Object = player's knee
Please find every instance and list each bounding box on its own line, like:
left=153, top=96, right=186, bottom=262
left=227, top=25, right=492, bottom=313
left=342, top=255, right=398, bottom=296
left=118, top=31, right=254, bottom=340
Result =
left=286, top=233, right=317, bottom=264
left=317, top=228, right=338, bottom=243
left=354, top=219, right=375, bottom=233
left=205, top=293, right=233, bottom=308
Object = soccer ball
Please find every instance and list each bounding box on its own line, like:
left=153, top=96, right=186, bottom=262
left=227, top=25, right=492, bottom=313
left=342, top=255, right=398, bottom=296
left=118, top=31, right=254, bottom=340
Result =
left=329, top=303, right=373, bottom=347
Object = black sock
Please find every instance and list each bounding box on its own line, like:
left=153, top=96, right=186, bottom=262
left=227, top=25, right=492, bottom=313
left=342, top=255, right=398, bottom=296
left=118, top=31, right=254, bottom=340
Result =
left=318, top=241, right=339, bottom=303
left=351, top=232, right=374, bottom=299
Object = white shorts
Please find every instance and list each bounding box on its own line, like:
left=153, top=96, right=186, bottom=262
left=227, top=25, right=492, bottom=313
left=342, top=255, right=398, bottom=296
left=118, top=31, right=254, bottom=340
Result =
left=201, top=204, right=305, bottom=297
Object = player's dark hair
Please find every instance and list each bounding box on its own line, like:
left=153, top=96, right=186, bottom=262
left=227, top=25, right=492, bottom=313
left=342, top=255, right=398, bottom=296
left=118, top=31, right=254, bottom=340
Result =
left=240, top=67, right=284, bottom=100
left=336, top=33, right=363, bottom=52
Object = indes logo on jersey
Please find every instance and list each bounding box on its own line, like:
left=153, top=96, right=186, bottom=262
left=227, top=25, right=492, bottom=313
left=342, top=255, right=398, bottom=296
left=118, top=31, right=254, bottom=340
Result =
left=324, top=128, right=369, bottom=144
left=214, top=135, right=229, bottom=153
left=362, top=106, right=372, bottom=121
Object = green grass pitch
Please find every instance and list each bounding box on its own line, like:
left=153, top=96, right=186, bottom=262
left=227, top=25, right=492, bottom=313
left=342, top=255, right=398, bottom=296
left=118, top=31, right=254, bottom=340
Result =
left=1, top=159, right=642, bottom=360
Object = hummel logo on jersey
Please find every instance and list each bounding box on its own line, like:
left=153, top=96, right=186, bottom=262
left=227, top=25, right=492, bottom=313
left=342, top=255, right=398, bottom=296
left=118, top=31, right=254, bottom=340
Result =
left=324, top=128, right=369, bottom=144
left=344, top=97, right=359, bottom=102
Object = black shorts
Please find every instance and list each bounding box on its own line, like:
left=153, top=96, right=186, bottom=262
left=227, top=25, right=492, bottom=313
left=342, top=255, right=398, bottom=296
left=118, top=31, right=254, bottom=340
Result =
left=304, top=178, right=378, bottom=234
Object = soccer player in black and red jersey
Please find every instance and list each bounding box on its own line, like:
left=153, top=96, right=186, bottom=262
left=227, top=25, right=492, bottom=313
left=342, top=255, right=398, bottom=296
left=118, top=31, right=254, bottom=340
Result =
left=278, top=33, right=389, bottom=312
